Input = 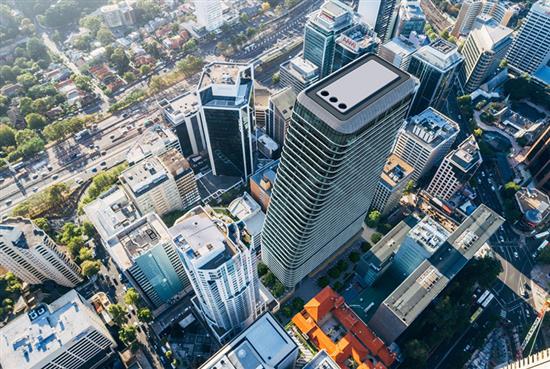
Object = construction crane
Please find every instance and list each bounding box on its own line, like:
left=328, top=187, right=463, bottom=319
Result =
left=520, top=299, right=549, bottom=356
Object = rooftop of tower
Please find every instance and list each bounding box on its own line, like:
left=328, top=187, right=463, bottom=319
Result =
left=413, top=38, right=464, bottom=71
left=0, top=218, right=47, bottom=250
left=405, top=107, right=460, bottom=148
left=300, top=54, right=416, bottom=134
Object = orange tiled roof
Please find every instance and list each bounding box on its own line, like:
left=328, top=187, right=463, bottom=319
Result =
left=292, top=286, right=396, bottom=369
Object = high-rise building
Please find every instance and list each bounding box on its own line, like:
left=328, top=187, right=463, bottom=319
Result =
left=506, top=0, right=550, bottom=81
left=0, top=290, right=117, bottom=369
left=261, top=55, right=417, bottom=287
left=370, top=154, right=414, bottom=216
left=107, top=213, right=190, bottom=308
left=228, top=192, right=266, bottom=258
left=197, top=62, right=256, bottom=178
left=332, top=23, right=380, bottom=72
left=173, top=206, right=259, bottom=342
left=120, top=150, right=200, bottom=217
left=523, top=126, right=549, bottom=193
left=496, top=348, right=550, bottom=369
left=461, top=24, right=513, bottom=93
left=392, top=107, right=460, bottom=181
left=194, top=0, right=223, bottom=31
left=357, top=0, right=399, bottom=41
left=452, top=0, right=518, bottom=37
left=481, top=0, right=519, bottom=27
left=0, top=218, right=82, bottom=287
left=279, top=56, right=320, bottom=93
left=393, top=216, right=450, bottom=275
left=249, top=161, right=279, bottom=212
left=267, top=87, right=297, bottom=147
left=452, top=0, right=484, bottom=37
left=126, top=124, right=181, bottom=165
left=160, top=93, right=207, bottom=157
left=427, top=135, right=482, bottom=201
left=199, top=313, right=299, bottom=369
left=369, top=204, right=504, bottom=342
left=395, top=0, right=426, bottom=37
left=407, top=38, right=464, bottom=115
left=303, top=0, right=355, bottom=77
left=378, top=36, right=420, bottom=70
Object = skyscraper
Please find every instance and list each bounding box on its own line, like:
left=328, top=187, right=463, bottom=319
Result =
left=461, top=23, right=513, bottom=93
left=261, top=55, right=417, bottom=287
left=407, top=39, right=464, bottom=115
left=452, top=0, right=484, bottom=37
left=332, top=23, right=380, bottom=72
left=303, top=0, right=355, bottom=78
left=279, top=56, right=320, bottom=93
left=267, top=87, right=297, bottom=147
left=358, top=0, right=399, bottom=41
left=197, top=62, right=256, bottom=178
left=392, top=107, right=460, bottom=181
left=427, top=135, right=482, bottom=201
left=0, top=218, right=82, bottom=287
left=107, top=213, right=190, bottom=308
left=194, top=0, right=223, bottom=31
left=506, top=0, right=550, bottom=80
left=173, top=206, right=259, bottom=342
left=523, top=126, right=549, bottom=193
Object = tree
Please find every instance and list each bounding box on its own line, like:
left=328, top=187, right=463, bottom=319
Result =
left=261, top=2, right=271, bottom=12
left=0, top=65, right=16, bottom=83
left=361, top=241, right=372, bottom=252
left=272, top=72, right=280, bottom=84
left=371, top=232, right=383, bottom=244
left=123, top=71, right=136, bottom=83
left=240, top=13, right=249, bottom=24
left=262, top=271, right=276, bottom=287
left=80, top=260, right=101, bottom=277
left=108, top=303, right=128, bottom=326
left=403, top=180, right=415, bottom=195
left=272, top=281, right=285, bottom=297
left=124, top=288, right=140, bottom=306
left=403, top=339, right=429, bottom=368
left=537, top=247, right=550, bottom=264
left=25, top=113, right=47, bottom=130
left=0, top=124, right=16, bottom=148
left=110, top=48, right=130, bottom=74
left=285, top=0, right=299, bottom=8
left=97, top=25, right=114, bottom=46
left=26, top=37, right=49, bottom=62
left=119, top=324, right=137, bottom=345
left=139, top=64, right=151, bottom=75
left=74, top=75, right=93, bottom=92
left=317, top=276, right=329, bottom=288
left=33, top=218, right=50, bottom=234
left=137, top=307, right=153, bottom=322
left=80, top=15, right=103, bottom=36
left=135, top=0, right=161, bottom=23
left=281, top=305, right=292, bottom=317
left=81, top=221, right=96, bottom=239
left=473, top=128, right=483, bottom=137
left=78, top=247, right=94, bottom=262
left=348, top=251, right=360, bottom=263
left=291, top=297, right=304, bottom=311
left=366, top=210, right=381, bottom=228
left=16, top=73, right=37, bottom=89
left=258, top=262, right=268, bottom=277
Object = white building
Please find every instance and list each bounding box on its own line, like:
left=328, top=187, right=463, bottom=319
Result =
left=194, top=0, right=223, bottom=31
left=228, top=192, right=266, bottom=257
left=0, top=290, right=116, bottom=369
left=120, top=149, right=200, bottom=217
left=427, top=135, right=482, bottom=201
left=172, top=206, right=259, bottom=342
left=506, top=0, right=550, bottom=82
left=392, top=107, right=460, bottom=181
left=126, top=124, right=181, bottom=165
left=0, top=218, right=82, bottom=288
left=100, top=0, right=136, bottom=28
left=199, top=313, right=299, bottom=369
left=378, top=36, right=420, bottom=70
left=370, top=154, right=414, bottom=216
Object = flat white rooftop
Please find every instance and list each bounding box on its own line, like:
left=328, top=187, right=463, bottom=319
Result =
left=199, top=313, right=298, bottom=369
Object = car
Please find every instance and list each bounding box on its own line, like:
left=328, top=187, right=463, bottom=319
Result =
left=41, top=171, right=48, bottom=177
left=47, top=165, right=53, bottom=171
left=523, top=290, right=529, bottom=298
left=514, top=251, right=519, bottom=258
left=88, top=144, right=95, bottom=149
left=5, top=199, right=12, bottom=206
left=32, top=187, right=38, bottom=192
left=100, top=161, right=106, bottom=166
left=524, top=283, right=531, bottom=290
left=31, top=173, right=39, bottom=180
left=75, top=177, right=84, bottom=184
left=526, top=310, right=530, bottom=318
left=101, top=150, right=107, bottom=156
left=109, top=134, right=115, bottom=140
left=52, top=174, right=59, bottom=180
left=90, top=167, right=97, bottom=173
left=122, top=113, right=129, bottom=118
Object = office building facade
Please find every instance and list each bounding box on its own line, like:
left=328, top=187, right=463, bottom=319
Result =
left=194, top=0, right=223, bottom=31
left=358, top=0, right=399, bottom=41
left=427, top=135, right=482, bottom=201
left=378, top=36, right=420, bottom=70
left=279, top=56, right=320, bottom=94
left=198, top=62, right=256, bottom=178
left=332, top=23, right=379, bottom=72
left=370, top=154, right=414, bottom=216
left=268, top=87, right=297, bottom=147
left=303, top=0, right=355, bottom=77
left=506, top=0, right=550, bottom=77
left=461, top=24, right=512, bottom=93
left=107, top=213, right=190, bottom=308
left=523, top=126, right=549, bottom=193
left=407, top=39, right=464, bottom=115
left=0, top=218, right=82, bottom=288
left=173, top=206, right=259, bottom=342
left=392, top=107, right=460, bottom=181
left=0, top=290, right=116, bottom=369
left=395, top=0, right=426, bottom=37
left=262, top=55, right=417, bottom=287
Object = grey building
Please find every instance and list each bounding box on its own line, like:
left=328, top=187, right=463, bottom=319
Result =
left=358, top=0, right=399, bottom=42
left=267, top=87, right=297, bottom=147
left=395, top=1, right=426, bottom=37
left=197, top=62, right=256, bottom=178
left=407, top=38, right=464, bottom=115
left=303, top=0, right=355, bottom=77
left=279, top=56, right=319, bottom=94
left=378, top=36, right=420, bottom=70
left=261, top=55, right=417, bottom=287
left=369, top=204, right=504, bottom=343
left=461, top=23, right=513, bottom=93
left=332, top=23, right=380, bottom=72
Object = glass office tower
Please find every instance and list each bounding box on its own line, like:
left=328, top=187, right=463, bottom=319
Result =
left=262, top=55, right=417, bottom=287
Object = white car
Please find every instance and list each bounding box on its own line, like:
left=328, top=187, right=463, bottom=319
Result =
left=75, top=177, right=84, bottom=184
left=513, top=251, right=519, bottom=258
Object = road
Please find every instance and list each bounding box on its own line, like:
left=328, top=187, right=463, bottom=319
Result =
left=41, top=32, right=110, bottom=108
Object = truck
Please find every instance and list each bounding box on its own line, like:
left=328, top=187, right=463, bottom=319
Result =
left=534, top=231, right=549, bottom=239
left=75, top=129, right=91, bottom=141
